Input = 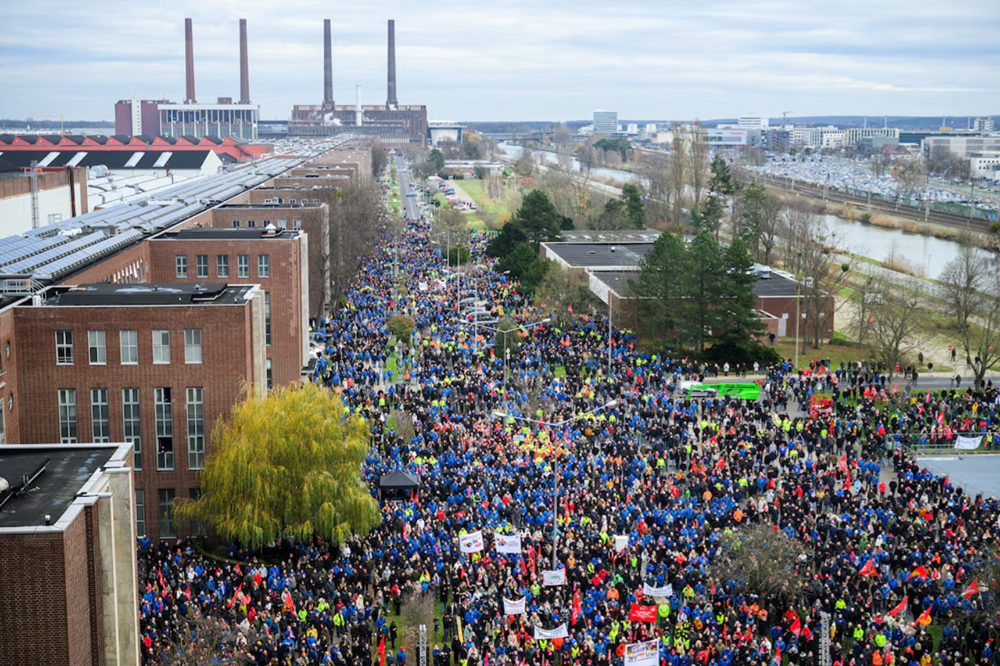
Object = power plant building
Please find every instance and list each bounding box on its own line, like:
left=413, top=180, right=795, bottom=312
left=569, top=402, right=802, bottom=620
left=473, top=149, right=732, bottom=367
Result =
left=288, top=20, right=428, bottom=146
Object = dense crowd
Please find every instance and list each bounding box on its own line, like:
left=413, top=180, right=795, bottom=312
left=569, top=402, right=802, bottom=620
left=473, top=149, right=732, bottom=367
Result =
left=137, top=166, right=1000, bottom=666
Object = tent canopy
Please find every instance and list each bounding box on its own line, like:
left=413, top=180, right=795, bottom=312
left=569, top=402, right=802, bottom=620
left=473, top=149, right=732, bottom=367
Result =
left=379, top=469, right=420, bottom=489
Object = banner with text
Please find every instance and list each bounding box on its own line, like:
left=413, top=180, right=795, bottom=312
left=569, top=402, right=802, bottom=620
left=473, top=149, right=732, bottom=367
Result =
left=503, top=597, right=526, bottom=616
left=956, top=435, right=983, bottom=450
left=643, top=583, right=674, bottom=598
left=542, top=569, right=567, bottom=586
left=460, top=531, right=484, bottom=553
left=495, top=533, right=522, bottom=554
left=624, top=640, right=660, bottom=666
left=534, top=625, right=569, bottom=640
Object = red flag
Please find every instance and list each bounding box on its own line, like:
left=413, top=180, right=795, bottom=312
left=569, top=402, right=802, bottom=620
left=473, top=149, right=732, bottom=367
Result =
left=963, top=580, right=980, bottom=599
left=378, top=636, right=386, bottom=666
left=714, top=457, right=725, bottom=473
left=914, top=607, right=932, bottom=627
left=184, top=587, right=192, bottom=601
left=887, top=596, right=908, bottom=618
left=227, top=583, right=244, bottom=609
left=571, top=590, right=582, bottom=626
left=282, top=589, right=295, bottom=613
left=628, top=604, right=658, bottom=623
left=519, top=556, right=528, bottom=578
left=789, top=617, right=801, bottom=636
left=838, top=455, right=848, bottom=476
left=859, top=560, right=875, bottom=577
left=774, top=645, right=781, bottom=665
left=158, top=568, right=166, bottom=592
left=906, top=566, right=928, bottom=581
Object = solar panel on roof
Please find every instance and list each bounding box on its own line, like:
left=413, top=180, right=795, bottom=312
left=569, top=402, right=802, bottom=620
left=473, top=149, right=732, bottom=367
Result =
left=0, top=233, right=105, bottom=273
left=34, top=229, right=144, bottom=278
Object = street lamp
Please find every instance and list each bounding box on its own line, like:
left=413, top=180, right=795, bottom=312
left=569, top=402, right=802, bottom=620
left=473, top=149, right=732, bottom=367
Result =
left=493, top=399, right=619, bottom=567
left=463, top=318, right=551, bottom=400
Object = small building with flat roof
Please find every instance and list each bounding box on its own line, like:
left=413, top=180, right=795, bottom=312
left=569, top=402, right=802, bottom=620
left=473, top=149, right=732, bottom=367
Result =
left=0, top=442, right=139, bottom=666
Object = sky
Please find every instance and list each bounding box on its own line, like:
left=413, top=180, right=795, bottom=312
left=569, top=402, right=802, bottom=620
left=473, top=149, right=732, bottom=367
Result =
left=1, top=0, right=998, bottom=123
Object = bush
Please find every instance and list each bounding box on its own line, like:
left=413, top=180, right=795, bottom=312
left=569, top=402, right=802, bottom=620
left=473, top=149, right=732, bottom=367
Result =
left=386, top=315, right=416, bottom=346
left=447, top=246, right=470, bottom=266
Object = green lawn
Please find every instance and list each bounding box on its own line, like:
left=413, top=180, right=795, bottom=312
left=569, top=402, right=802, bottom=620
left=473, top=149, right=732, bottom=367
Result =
left=454, top=179, right=508, bottom=215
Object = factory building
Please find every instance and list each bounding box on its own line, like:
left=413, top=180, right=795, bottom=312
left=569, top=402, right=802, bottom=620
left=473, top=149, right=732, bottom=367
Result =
left=288, top=20, right=428, bottom=146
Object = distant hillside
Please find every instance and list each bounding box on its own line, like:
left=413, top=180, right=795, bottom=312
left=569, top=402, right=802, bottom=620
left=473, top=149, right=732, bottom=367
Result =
left=464, top=116, right=997, bottom=132
left=0, top=118, right=114, bottom=129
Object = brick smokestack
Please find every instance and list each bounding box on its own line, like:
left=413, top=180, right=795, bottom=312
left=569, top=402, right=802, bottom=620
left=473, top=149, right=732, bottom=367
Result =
left=239, top=19, right=250, bottom=104
left=386, top=20, right=398, bottom=110
left=185, top=18, right=196, bottom=104
left=323, top=19, right=333, bottom=105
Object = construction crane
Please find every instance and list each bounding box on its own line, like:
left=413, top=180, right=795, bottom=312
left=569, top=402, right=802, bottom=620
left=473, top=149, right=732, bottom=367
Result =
left=28, top=114, right=65, bottom=135
left=782, top=111, right=794, bottom=127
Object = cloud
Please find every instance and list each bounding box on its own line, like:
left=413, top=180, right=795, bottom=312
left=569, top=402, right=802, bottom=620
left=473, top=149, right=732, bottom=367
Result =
left=0, top=0, right=997, bottom=122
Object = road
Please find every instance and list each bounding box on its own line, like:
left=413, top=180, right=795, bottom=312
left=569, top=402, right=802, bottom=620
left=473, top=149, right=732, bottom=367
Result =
left=395, top=154, right=421, bottom=220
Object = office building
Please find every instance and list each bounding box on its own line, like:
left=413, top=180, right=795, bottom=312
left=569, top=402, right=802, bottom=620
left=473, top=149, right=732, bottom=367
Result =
left=738, top=116, right=770, bottom=130
left=974, top=117, right=995, bottom=133
left=923, top=135, right=1000, bottom=159
left=593, top=111, right=619, bottom=134
left=843, top=127, right=900, bottom=146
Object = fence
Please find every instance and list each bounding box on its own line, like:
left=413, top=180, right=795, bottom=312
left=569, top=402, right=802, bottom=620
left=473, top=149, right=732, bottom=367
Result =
left=900, top=431, right=999, bottom=456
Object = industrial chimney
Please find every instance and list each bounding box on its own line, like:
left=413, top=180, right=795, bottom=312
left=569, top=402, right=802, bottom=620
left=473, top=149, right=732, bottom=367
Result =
left=356, top=84, right=363, bottom=126
left=386, top=20, right=398, bottom=110
left=185, top=18, right=196, bottom=104
left=239, top=19, right=251, bottom=104
left=323, top=19, right=334, bottom=106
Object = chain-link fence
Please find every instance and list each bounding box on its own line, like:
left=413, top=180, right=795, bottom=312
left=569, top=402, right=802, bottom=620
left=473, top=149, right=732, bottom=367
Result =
left=898, top=431, right=1000, bottom=456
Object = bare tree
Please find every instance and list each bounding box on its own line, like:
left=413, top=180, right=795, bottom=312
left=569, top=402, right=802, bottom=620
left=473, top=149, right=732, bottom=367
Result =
left=893, top=155, right=926, bottom=201
left=635, top=152, right=672, bottom=229
left=687, top=121, right=710, bottom=210
left=866, top=274, right=929, bottom=376
left=939, top=242, right=1000, bottom=387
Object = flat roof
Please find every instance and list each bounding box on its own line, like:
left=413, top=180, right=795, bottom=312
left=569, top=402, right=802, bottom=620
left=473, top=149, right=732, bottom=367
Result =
left=559, top=230, right=662, bottom=243
left=0, top=446, right=116, bottom=528
left=164, top=228, right=300, bottom=241
left=43, top=283, right=254, bottom=307
left=217, top=203, right=319, bottom=209
left=753, top=274, right=801, bottom=298
left=590, top=271, right=639, bottom=297
left=544, top=242, right=655, bottom=268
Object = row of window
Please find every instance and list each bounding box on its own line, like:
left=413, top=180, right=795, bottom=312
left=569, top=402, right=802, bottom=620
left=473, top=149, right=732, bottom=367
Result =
left=229, top=218, right=304, bottom=229
left=57, top=387, right=205, bottom=471
left=176, top=254, right=269, bottom=280
left=56, top=329, right=202, bottom=366
left=136, top=488, right=204, bottom=539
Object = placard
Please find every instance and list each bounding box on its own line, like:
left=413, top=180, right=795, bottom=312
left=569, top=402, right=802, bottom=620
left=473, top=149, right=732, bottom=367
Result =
left=534, top=625, right=568, bottom=640
left=495, top=532, right=522, bottom=554
left=459, top=531, right=484, bottom=553
left=542, top=569, right=566, bottom=586
left=956, top=435, right=982, bottom=450
left=503, top=597, right=526, bottom=615
left=624, top=640, right=659, bottom=666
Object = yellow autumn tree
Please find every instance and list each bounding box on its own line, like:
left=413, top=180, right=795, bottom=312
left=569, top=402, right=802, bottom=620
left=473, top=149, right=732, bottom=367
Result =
left=175, top=383, right=380, bottom=549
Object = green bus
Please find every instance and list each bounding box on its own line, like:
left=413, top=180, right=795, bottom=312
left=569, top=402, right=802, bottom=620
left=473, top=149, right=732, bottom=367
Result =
left=685, top=382, right=760, bottom=400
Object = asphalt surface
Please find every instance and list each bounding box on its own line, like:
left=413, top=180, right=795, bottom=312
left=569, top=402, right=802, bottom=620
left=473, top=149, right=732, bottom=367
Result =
left=916, top=455, right=1000, bottom=500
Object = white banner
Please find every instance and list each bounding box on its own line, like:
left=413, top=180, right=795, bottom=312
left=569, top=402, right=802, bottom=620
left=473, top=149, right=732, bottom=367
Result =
left=503, top=597, right=526, bottom=616
left=419, top=282, right=428, bottom=292
left=643, top=583, right=673, bottom=598
left=541, top=569, right=566, bottom=586
left=955, top=435, right=982, bottom=450
left=495, top=532, right=522, bottom=554
left=614, top=535, right=629, bottom=553
left=459, top=531, right=484, bottom=553
left=533, top=625, right=568, bottom=640
left=624, top=640, right=660, bottom=666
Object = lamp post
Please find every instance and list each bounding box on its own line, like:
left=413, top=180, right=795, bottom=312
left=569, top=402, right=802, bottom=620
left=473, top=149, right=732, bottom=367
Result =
left=494, top=399, right=619, bottom=567
left=465, top=318, right=551, bottom=403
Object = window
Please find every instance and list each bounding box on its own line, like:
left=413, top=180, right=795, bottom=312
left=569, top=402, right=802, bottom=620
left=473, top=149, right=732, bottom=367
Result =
left=152, top=330, right=170, bottom=364
left=195, top=255, right=208, bottom=279
left=262, top=220, right=272, bottom=228
left=175, top=255, right=188, bottom=278
left=232, top=219, right=240, bottom=228
left=0, top=406, right=5, bottom=444
left=247, top=220, right=256, bottom=228
left=155, top=388, right=173, bottom=470
left=266, top=358, right=272, bottom=390
left=189, top=488, right=206, bottom=537
left=58, top=389, right=77, bottom=443
left=277, top=219, right=287, bottom=230
left=184, top=329, right=202, bottom=364
left=257, top=255, right=270, bottom=278
left=123, top=388, right=141, bottom=470
left=88, top=330, right=107, bottom=365
left=186, top=388, right=205, bottom=470
left=135, top=490, right=145, bottom=537
left=48, top=213, right=63, bottom=224
left=217, top=255, right=229, bottom=278
left=264, top=292, right=271, bottom=346
left=237, top=255, right=249, bottom=278
left=91, top=389, right=110, bottom=442
left=119, top=329, right=138, bottom=364
left=56, top=330, right=74, bottom=365
left=158, top=489, right=175, bottom=539
left=293, top=219, right=302, bottom=230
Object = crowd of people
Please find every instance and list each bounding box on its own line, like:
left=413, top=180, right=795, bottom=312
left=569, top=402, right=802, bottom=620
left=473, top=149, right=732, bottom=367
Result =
left=137, top=165, right=1000, bottom=666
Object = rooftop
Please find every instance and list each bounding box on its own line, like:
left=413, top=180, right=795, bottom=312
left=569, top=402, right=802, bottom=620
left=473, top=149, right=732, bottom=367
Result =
left=559, top=230, right=662, bottom=243
left=0, top=150, right=218, bottom=171
left=163, top=228, right=300, bottom=241
left=43, top=283, right=254, bottom=307
left=0, top=446, right=118, bottom=529
left=589, top=271, right=640, bottom=297
left=753, top=274, right=802, bottom=298
left=543, top=242, right=655, bottom=268
left=217, top=203, right=320, bottom=209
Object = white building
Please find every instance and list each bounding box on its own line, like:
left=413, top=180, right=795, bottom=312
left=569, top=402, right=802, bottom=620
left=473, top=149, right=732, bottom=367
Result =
left=792, top=125, right=843, bottom=148
left=738, top=116, right=770, bottom=130
left=626, top=123, right=639, bottom=134
left=707, top=129, right=748, bottom=147
left=971, top=152, right=1000, bottom=179
left=924, top=135, right=1000, bottom=158
left=974, top=117, right=995, bottom=133
left=593, top=110, right=619, bottom=134
left=159, top=102, right=259, bottom=141
left=843, top=127, right=899, bottom=146
left=821, top=131, right=845, bottom=149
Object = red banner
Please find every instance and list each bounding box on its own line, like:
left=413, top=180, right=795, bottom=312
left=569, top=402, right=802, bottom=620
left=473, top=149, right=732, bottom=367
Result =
left=628, top=603, right=658, bottom=623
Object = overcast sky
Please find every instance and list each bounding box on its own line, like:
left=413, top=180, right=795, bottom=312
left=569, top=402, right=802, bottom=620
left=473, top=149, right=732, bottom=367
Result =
left=1, top=0, right=997, bottom=123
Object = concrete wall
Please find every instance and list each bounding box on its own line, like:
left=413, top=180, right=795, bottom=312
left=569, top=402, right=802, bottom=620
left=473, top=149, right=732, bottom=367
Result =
left=0, top=168, right=88, bottom=236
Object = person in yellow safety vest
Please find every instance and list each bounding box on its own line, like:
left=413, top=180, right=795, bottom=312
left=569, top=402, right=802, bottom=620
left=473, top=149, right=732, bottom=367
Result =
left=317, top=599, right=329, bottom=614
left=853, top=626, right=864, bottom=643
left=609, top=621, right=620, bottom=642
left=333, top=609, right=345, bottom=633
left=658, top=603, right=670, bottom=625
left=874, top=632, right=887, bottom=649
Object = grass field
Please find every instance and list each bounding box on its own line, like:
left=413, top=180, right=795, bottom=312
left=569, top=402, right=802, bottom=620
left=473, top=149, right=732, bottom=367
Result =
left=455, top=179, right=508, bottom=215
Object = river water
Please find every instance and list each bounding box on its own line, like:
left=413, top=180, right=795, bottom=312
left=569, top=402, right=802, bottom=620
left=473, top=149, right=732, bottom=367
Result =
left=496, top=143, right=965, bottom=274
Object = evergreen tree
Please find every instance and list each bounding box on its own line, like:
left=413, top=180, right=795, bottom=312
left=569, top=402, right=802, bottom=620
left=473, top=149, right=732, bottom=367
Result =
left=620, top=183, right=646, bottom=229
left=629, top=233, right=689, bottom=337
left=513, top=190, right=564, bottom=250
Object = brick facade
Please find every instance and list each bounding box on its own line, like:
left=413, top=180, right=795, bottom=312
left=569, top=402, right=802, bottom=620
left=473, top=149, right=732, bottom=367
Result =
left=12, top=297, right=264, bottom=542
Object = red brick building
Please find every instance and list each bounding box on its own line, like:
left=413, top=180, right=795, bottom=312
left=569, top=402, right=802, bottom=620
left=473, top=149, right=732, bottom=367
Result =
left=9, top=283, right=266, bottom=542
left=148, top=227, right=309, bottom=387
left=0, top=442, right=139, bottom=666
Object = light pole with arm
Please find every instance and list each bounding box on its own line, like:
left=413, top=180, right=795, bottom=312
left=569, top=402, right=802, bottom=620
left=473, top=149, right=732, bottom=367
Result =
left=494, top=399, right=619, bottom=567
